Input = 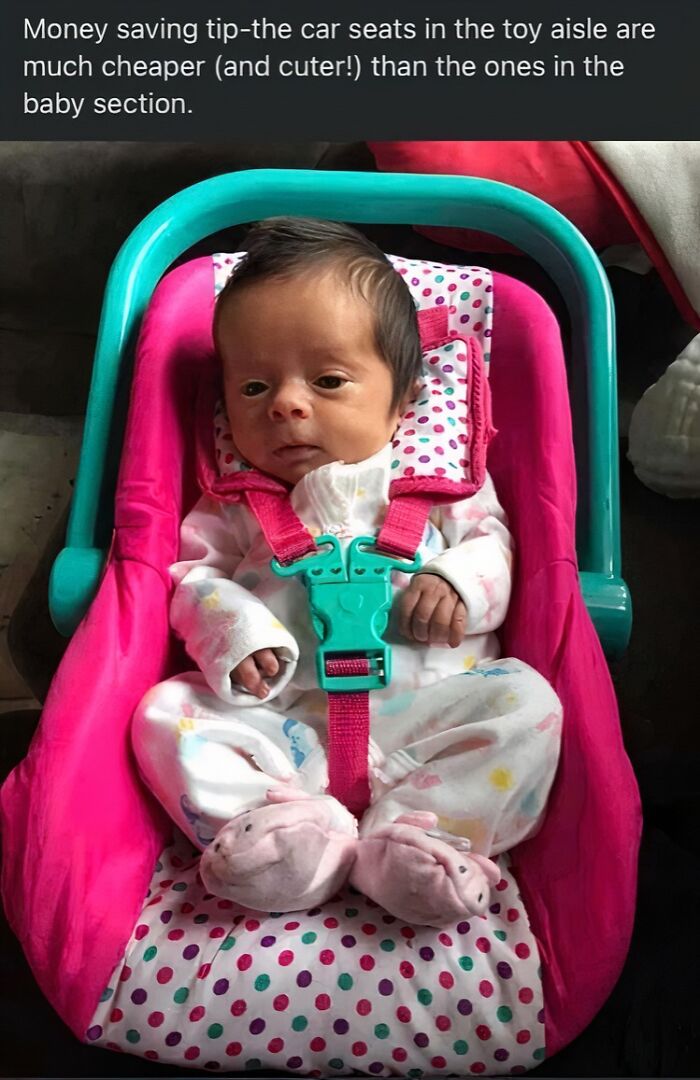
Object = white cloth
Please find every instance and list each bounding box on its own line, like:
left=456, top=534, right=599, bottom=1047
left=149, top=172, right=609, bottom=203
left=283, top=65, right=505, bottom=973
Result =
left=592, top=141, right=700, bottom=319
left=133, top=443, right=562, bottom=860
left=628, top=331, right=700, bottom=497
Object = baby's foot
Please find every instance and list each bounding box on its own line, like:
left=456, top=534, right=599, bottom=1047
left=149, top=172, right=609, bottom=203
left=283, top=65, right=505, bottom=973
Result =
left=350, top=815, right=500, bottom=928
left=200, top=787, right=358, bottom=912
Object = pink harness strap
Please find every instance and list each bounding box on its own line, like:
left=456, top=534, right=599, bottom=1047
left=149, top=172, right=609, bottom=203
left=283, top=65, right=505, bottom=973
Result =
left=244, top=490, right=317, bottom=564
left=375, top=495, right=434, bottom=560
left=242, top=483, right=435, bottom=569
left=326, top=658, right=373, bottom=816
left=417, top=304, right=449, bottom=346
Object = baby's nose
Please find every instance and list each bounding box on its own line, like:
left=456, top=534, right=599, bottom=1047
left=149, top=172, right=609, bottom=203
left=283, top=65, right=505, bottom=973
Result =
left=268, top=385, right=311, bottom=420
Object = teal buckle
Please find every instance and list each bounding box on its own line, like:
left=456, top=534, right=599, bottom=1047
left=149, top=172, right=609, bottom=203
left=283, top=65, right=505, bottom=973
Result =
left=271, top=534, right=422, bottom=691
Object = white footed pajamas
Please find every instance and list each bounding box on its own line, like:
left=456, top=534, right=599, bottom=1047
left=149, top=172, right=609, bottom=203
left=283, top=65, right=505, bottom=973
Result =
left=133, top=444, right=561, bottom=920
left=135, top=661, right=560, bottom=860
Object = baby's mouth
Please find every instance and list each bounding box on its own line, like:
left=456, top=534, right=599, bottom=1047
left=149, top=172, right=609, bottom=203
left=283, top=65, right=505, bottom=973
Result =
left=273, top=443, right=321, bottom=464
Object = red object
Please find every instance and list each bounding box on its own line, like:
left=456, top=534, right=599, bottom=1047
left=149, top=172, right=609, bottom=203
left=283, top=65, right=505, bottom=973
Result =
left=368, top=141, right=637, bottom=253
left=571, top=142, right=700, bottom=331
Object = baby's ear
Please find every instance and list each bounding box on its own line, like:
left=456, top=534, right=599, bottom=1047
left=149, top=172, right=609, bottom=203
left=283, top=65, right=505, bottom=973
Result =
left=400, top=378, right=422, bottom=413
left=391, top=378, right=423, bottom=428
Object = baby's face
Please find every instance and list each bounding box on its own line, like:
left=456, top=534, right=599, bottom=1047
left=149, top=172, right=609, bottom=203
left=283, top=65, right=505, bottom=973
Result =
left=218, top=270, right=406, bottom=485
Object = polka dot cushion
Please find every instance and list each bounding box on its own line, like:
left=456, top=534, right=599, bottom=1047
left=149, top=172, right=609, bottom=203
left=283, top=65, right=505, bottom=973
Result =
left=88, top=833, right=545, bottom=1075
left=386, top=257, right=493, bottom=360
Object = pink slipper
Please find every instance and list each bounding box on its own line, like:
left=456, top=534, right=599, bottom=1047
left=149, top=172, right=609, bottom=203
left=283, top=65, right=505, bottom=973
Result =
left=350, top=816, right=500, bottom=928
left=199, top=787, right=358, bottom=912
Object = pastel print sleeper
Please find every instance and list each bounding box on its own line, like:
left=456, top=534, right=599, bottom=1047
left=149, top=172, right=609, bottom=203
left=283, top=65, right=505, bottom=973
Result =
left=133, top=443, right=562, bottom=926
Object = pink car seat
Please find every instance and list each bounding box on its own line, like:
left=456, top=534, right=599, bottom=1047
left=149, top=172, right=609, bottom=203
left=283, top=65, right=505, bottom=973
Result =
left=0, top=173, right=641, bottom=1075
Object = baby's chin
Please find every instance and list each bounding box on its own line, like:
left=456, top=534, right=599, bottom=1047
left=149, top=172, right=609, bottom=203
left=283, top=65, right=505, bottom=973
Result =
left=246, top=441, right=388, bottom=485
left=255, top=447, right=336, bottom=486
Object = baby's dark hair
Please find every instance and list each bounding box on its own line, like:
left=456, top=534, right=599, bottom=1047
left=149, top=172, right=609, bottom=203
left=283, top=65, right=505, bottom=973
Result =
left=214, top=217, right=423, bottom=410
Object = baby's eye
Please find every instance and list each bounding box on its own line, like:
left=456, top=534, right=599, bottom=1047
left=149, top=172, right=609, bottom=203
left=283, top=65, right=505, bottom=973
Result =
left=241, top=381, right=268, bottom=397
left=314, top=375, right=346, bottom=390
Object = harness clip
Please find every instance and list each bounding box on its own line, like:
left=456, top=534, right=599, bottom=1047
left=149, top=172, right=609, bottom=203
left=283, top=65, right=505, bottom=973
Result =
left=271, top=534, right=422, bottom=692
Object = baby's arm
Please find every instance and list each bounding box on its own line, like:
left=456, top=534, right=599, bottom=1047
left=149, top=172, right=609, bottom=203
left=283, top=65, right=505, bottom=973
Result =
left=170, top=496, right=299, bottom=703
left=399, top=473, right=513, bottom=645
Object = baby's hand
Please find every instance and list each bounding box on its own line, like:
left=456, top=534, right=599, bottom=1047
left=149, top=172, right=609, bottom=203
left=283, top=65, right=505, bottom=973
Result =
left=231, top=649, right=280, bottom=699
left=398, top=574, right=467, bottom=648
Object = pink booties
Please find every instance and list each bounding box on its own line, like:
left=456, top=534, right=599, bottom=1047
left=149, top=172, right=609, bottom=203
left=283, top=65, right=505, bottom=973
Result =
left=350, top=812, right=501, bottom=928
left=199, top=787, right=358, bottom=912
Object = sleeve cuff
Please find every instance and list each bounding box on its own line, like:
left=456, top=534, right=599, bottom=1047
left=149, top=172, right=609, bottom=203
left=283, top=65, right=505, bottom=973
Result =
left=171, top=579, right=299, bottom=705
left=419, top=540, right=512, bottom=635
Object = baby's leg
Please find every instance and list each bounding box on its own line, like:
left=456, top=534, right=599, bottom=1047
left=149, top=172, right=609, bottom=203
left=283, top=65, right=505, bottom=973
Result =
left=133, top=672, right=308, bottom=846
left=364, top=659, right=562, bottom=853
left=132, top=673, right=357, bottom=911
left=351, top=659, right=562, bottom=925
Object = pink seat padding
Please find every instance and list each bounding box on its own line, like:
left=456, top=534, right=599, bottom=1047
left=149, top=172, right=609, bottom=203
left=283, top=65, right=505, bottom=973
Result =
left=0, top=256, right=641, bottom=1060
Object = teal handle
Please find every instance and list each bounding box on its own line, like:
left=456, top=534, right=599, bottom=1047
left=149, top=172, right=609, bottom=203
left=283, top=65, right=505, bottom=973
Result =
left=579, top=571, right=632, bottom=659
left=49, top=546, right=107, bottom=636
left=50, top=169, right=630, bottom=654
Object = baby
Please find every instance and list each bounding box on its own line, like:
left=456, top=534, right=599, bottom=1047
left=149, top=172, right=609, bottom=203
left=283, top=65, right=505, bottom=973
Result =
left=133, top=217, right=562, bottom=928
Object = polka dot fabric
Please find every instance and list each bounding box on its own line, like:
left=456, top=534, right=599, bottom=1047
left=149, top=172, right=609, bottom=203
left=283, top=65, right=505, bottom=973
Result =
left=88, top=834, right=545, bottom=1075
left=385, top=255, right=493, bottom=369
left=211, top=254, right=494, bottom=487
